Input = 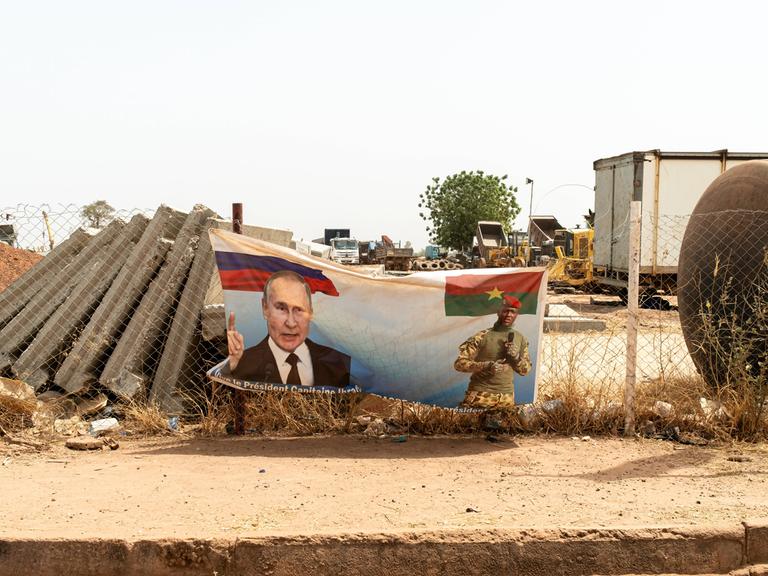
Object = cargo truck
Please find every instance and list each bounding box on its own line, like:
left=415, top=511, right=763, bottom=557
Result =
left=592, top=149, right=768, bottom=295
left=329, top=237, right=359, bottom=265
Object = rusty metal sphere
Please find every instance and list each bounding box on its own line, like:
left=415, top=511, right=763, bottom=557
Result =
left=678, top=161, right=768, bottom=388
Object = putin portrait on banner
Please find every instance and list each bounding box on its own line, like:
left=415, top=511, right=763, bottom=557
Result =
left=225, top=270, right=351, bottom=388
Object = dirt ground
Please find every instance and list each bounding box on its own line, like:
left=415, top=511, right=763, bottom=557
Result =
left=547, top=292, right=682, bottom=332
left=0, top=242, right=42, bottom=292
left=1, top=434, right=766, bottom=540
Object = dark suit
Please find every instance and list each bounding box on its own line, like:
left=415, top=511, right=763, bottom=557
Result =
left=230, top=337, right=351, bottom=388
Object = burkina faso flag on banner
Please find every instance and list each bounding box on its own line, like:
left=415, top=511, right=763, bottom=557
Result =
left=444, top=271, right=543, bottom=316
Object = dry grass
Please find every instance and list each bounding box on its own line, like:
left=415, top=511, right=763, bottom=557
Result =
left=683, top=252, right=768, bottom=441
left=242, top=390, right=364, bottom=434
left=6, top=262, right=766, bottom=443
left=0, top=394, right=37, bottom=436
left=120, top=399, right=179, bottom=437
left=195, top=384, right=234, bottom=436
left=3, top=380, right=764, bottom=443
left=186, top=380, right=764, bottom=441
left=398, top=402, right=483, bottom=434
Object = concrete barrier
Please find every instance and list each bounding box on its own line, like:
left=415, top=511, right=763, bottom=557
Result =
left=0, top=526, right=755, bottom=576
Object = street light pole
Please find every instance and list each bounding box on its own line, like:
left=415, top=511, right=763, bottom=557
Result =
left=525, top=177, right=534, bottom=237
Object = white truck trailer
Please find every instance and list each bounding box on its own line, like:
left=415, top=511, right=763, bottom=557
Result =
left=592, top=149, right=768, bottom=294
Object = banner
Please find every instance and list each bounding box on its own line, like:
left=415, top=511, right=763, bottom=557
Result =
left=207, top=229, right=547, bottom=408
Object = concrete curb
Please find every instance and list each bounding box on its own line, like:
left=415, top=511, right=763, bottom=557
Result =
left=745, top=519, right=768, bottom=565
left=2, top=523, right=767, bottom=576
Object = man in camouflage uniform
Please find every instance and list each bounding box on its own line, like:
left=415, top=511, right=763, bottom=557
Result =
left=454, top=294, right=531, bottom=409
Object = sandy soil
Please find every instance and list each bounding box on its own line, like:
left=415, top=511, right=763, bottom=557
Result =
left=0, top=242, right=42, bottom=292
left=1, top=434, right=766, bottom=540
left=547, top=292, right=682, bottom=332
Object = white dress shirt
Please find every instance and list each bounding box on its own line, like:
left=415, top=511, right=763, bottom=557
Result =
left=267, top=338, right=315, bottom=386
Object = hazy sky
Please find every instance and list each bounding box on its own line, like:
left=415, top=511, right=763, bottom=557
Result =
left=2, top=1, right=767, bottom=248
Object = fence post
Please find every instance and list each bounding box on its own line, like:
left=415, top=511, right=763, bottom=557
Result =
left=624, top=200, right=641, bottom=436
left=231, top=203, right=247, bottom=436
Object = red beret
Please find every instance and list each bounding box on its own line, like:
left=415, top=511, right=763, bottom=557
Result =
left=502, top=295, right=521, bottom=308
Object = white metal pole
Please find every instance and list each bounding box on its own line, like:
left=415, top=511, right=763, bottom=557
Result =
left=527, top=178, right=534, bottom=237
left=624, top=200, right=641, bottom=436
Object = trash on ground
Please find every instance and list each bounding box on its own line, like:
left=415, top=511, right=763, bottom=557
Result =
left=102, top=437, right=119, bottom=450
left=53, top=415, right=87, bottom=437
left=89, top=417, right=119, bottom=436
left=652, top=400, right=673, bottom=418
left=540, top=399, right=563, bottom=414
left=66, top=436, right=105, bottom=451
left=363, top=418, right=388, bottom=437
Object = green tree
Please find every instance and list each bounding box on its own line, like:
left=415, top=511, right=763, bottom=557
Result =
left=418, top=171, right=520, bottom=250
left=81, top=200, right=115, bottom=229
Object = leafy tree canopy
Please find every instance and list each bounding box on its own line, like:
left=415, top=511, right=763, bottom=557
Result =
left=81, top=200, right=115, bottom=229
left=418, top=171, right=521, bottom=250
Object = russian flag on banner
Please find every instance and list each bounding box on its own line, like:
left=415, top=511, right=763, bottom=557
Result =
left=215, top=252, right=340, bottom=296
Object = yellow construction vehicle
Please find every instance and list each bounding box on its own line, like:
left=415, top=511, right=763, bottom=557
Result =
left=547, top=227, right=594, bottom=287
left=473, top=221, right=527, bottom=268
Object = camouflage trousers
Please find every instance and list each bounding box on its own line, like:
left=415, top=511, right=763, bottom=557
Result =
left=459, top=389, right=516, bottom=410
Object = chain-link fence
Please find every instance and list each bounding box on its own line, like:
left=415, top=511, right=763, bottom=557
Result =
left=1, top=202, right=766, bottom=436
left=540, top=212, right=700, bottom=391
left=0, top=203, right=226, bottom=416
left=536, top=207, right=768, bottom=438
left=0, top=204, right=155, bottom=254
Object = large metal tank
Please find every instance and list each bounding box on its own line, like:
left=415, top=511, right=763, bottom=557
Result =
left=678, top=161, right=768, bottom=389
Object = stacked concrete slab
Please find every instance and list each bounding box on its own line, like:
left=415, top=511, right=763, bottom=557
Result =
left=0, top=220, right=133, bottom=373
left=0, top=204, right=295, bottom=413
left=12, top=214, right=151, bottom=389
left=0, top=229, right=91, bottom=327
left=100, top=207, right=215, bottom=399
left=150, top=220, right=217, bottom=412
left=54, top=206, right=187, bottom=394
